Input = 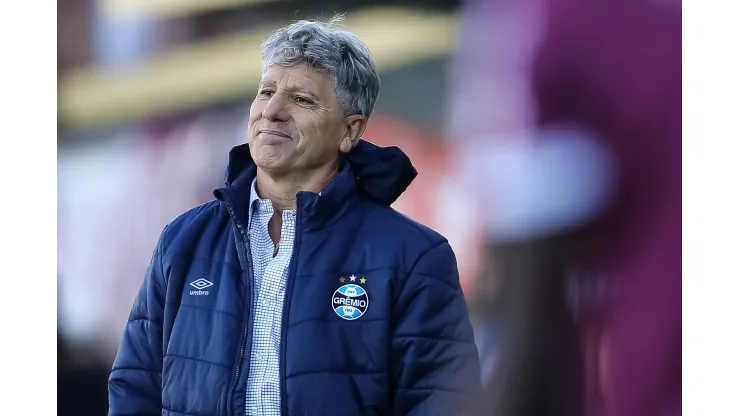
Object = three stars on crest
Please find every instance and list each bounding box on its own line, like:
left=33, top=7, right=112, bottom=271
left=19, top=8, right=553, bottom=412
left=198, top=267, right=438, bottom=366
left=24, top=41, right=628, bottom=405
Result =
left=339, top=274, right=366, bottom=284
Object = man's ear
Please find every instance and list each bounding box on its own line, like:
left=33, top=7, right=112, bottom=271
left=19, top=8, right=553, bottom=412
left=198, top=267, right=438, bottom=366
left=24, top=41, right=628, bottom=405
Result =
left=339, top=115, right=367, bottom=153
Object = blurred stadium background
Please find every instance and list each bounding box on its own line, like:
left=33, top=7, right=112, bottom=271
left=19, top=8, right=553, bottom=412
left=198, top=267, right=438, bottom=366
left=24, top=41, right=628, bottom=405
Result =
left=58, top=0, right=681, bottom=415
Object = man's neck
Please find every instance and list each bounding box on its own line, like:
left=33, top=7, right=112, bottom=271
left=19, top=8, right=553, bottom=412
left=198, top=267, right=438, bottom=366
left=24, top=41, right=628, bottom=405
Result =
left=255, top=163, right=339, bottom=212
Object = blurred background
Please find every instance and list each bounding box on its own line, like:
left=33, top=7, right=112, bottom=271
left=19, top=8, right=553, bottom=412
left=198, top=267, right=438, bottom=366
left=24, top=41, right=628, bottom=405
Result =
left=58, top=0, right=681, bottom=415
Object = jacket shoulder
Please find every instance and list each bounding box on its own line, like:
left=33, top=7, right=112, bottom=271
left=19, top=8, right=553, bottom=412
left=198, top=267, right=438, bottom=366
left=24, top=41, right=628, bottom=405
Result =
left=159, top=199, right=224, bottom=253
left=369, top=203, right=448, bottom=247
left=358, top=202, right=452, bottom=272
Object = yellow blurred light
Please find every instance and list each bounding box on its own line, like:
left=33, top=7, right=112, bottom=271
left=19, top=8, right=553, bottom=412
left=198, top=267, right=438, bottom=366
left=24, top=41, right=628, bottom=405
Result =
left=101, top=0, right=282, bottom=20
left=59, top=7, right=458, bottom=130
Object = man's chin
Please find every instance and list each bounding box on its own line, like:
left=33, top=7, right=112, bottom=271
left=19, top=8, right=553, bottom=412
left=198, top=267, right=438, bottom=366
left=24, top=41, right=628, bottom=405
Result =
left=254, top=159, right=294, bottom=176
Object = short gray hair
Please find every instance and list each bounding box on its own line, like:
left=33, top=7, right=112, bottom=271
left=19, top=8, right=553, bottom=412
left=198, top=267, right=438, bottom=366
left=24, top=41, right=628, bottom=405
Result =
left=261, top=15, right=381, bottom=118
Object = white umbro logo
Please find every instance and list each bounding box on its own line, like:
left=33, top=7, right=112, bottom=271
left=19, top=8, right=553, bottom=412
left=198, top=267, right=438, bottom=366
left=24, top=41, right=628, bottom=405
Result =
left=189, top=278, right=214, bottom=295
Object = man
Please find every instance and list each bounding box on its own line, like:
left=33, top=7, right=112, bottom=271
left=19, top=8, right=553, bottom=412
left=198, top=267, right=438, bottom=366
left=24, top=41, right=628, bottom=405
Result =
left=108, top=17, right=481, bottom=416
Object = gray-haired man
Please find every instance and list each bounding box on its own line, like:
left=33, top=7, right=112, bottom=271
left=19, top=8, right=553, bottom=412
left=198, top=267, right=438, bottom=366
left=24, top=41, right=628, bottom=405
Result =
left=109, top=16, right=481, bottom=416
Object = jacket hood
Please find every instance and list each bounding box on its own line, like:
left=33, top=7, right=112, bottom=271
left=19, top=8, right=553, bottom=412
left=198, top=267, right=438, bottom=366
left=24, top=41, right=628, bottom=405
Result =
left=223, top=139, right=417, bottom=206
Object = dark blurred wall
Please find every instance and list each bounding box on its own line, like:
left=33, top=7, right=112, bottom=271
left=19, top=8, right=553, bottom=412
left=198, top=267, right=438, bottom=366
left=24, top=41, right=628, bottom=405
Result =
left=58, top=333, right=110, bottom=416
left=58, top=0, right=93, bottom=74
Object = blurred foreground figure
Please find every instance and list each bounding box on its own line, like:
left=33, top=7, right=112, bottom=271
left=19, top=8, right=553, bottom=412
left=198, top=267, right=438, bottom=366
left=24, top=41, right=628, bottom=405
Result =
left=448, top=0, right=681, bottom=415
left=109, top=16, right=480, bottom=416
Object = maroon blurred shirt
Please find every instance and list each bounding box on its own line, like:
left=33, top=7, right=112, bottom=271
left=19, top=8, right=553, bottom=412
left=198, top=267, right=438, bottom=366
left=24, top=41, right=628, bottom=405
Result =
left=532, top=0, right=681, bottom=414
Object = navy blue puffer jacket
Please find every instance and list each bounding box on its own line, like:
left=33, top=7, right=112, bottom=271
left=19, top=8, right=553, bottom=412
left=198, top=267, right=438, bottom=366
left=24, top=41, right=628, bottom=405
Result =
left=109, top=140, right=481, bottom=416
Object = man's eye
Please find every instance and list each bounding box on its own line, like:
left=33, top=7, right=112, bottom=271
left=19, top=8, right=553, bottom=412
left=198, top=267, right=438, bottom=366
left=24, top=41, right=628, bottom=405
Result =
left=259, top=90, right=274, bottom=97
left=294, top=96, right=314, bottom=105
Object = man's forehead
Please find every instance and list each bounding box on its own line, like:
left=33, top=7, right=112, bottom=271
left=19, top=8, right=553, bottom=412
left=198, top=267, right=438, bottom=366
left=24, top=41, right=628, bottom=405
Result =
left=260, top=65, right=330, bottom=91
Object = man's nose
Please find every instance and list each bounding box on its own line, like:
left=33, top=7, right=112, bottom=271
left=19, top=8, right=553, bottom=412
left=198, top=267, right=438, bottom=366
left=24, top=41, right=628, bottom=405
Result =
left=262, top=93, right=290, bottom=122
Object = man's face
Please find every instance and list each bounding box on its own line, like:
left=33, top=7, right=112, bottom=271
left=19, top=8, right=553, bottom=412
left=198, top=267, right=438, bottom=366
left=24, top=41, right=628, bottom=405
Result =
left=247, top=64, right=362, bottom=176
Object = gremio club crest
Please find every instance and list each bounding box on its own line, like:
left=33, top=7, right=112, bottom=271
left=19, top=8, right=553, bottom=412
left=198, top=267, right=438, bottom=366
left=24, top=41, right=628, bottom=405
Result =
left=332, top=274, right=369, bottom=320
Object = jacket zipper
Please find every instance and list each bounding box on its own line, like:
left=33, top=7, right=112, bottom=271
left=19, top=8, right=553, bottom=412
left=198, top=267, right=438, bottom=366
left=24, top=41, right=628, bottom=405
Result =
left=225, top=200, right=255, bottom=416
left=280, top=194, right=303, bottom=416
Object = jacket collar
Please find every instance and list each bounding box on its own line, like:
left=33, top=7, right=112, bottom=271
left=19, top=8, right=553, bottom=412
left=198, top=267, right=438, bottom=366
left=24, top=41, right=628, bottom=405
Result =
left=214, top=139, right=418, bottom=230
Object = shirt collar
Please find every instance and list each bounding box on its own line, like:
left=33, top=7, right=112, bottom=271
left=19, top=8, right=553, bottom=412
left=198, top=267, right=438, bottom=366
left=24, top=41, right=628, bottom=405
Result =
left=249, top=179, right=298, bottom=225
left=248, top=179, right=267, bottom=227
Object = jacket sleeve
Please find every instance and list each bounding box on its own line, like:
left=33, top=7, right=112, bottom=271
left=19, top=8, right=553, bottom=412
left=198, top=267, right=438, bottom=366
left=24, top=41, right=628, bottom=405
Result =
left=109, top=226, right=168, bottom=416
left=391, top=241, right=482, bottom=415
